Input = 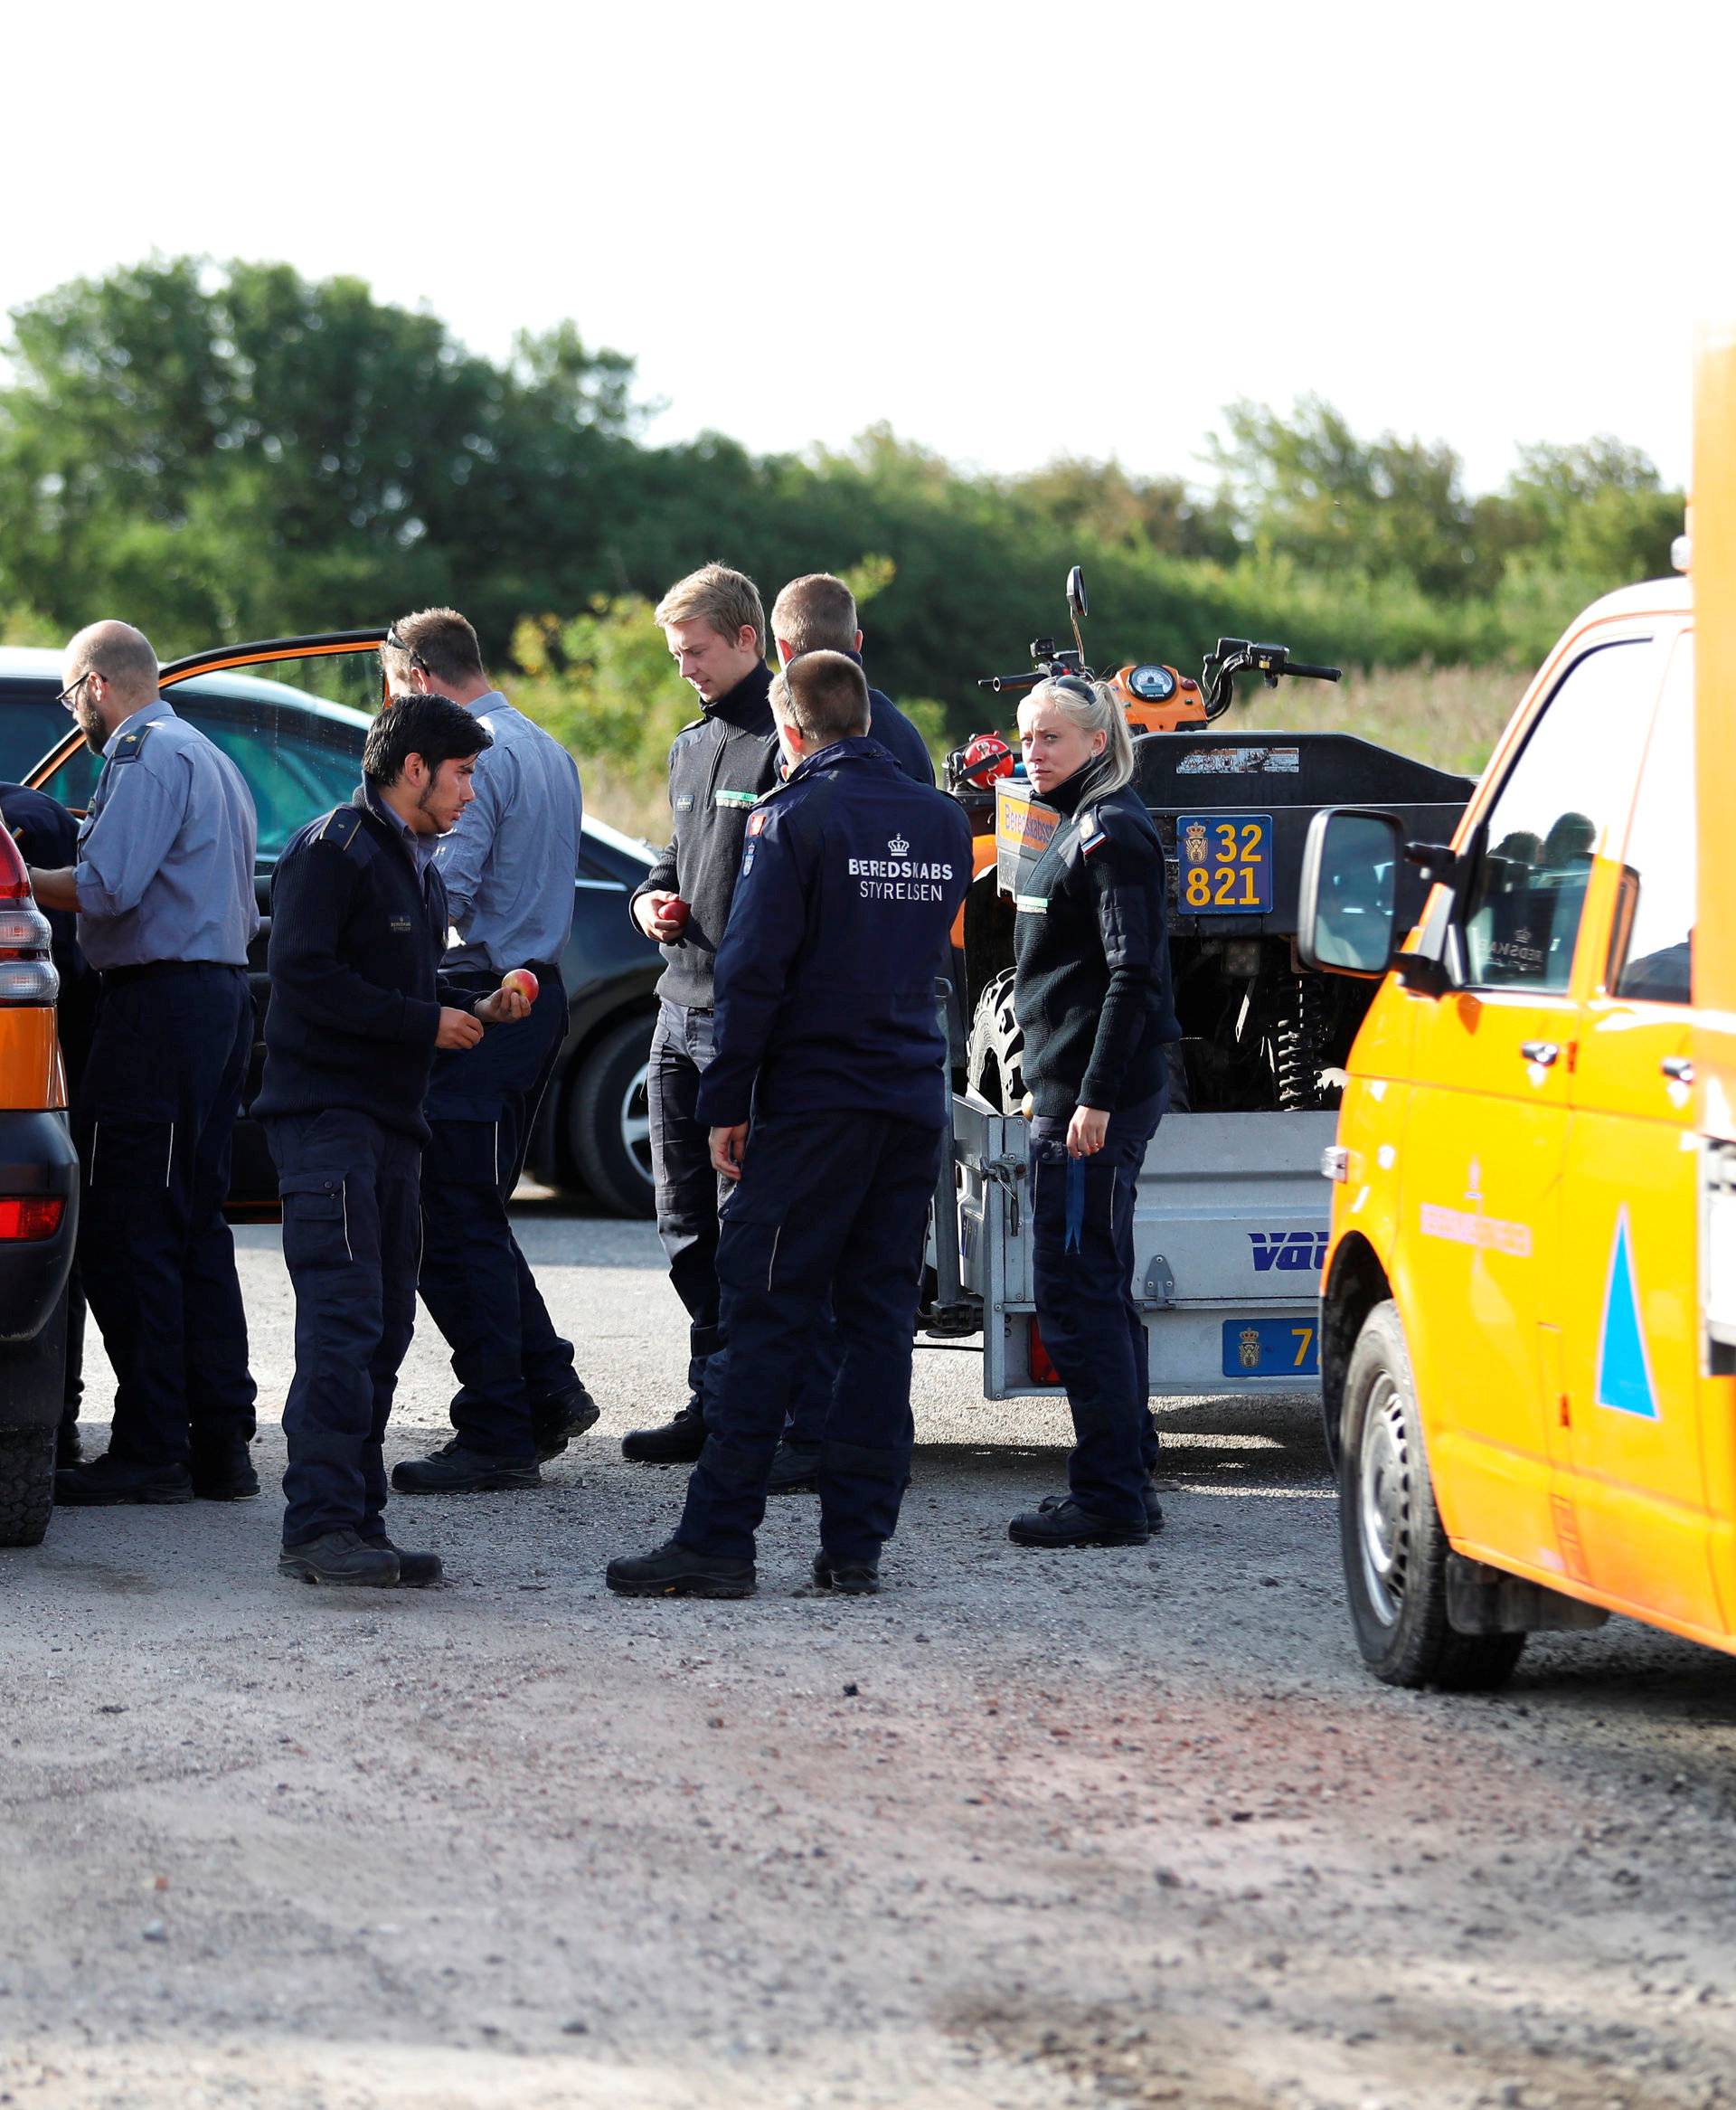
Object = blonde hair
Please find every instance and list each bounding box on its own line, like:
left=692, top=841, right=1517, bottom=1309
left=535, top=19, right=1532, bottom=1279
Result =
left=1024, top=676, right=1134, bottom=793
left=655, top=563, right=766, bottom=655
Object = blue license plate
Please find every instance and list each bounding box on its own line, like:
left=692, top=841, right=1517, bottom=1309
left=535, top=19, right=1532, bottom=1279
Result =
left=1222, top=1317, right=1320, bottom=1378
left=1178, top=811, right=1272, bottom=913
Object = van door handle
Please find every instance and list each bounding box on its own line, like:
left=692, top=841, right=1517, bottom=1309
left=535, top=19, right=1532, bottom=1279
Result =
left=1521, top=1041, right=1560, bottom=1066
left=1662, top=1056, right=1694, bottom=1084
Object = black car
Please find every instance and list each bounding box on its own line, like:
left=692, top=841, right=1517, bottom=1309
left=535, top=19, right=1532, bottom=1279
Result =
left=5, top=633, right=660, bottom=1216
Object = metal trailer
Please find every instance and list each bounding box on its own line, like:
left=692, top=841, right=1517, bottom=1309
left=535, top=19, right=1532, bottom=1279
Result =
left=936, top=1096, right=1336, bottom=1399
left=928, top=723, right=1474, bottom=1402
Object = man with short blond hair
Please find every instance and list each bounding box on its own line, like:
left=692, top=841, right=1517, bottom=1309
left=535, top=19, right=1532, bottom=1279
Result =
left=622, top=563, right=794, bottom=1464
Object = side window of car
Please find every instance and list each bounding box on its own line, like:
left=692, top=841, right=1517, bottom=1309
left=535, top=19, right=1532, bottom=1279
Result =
left=1462, top=639, right=1659, bottom=993
left=35, top=743, right=102, bottom=812
left=1610, top=635, right=1694, bottom=1005
left=175, top=702, right=363, bottom=861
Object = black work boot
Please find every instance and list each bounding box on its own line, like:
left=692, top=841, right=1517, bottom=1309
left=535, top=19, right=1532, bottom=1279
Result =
left=767, top=1442, right=822, bottom=1495
left=391, top=1442, right=541, bottom=1494
left=1039, top=1485, right=1165, bottom=1532
left=605, top=1538, right=755, bottom=1599
left=620, top=1404, right=706, bottom=1466
left=1008, top=1496, right=1150, bottom=1549
left=533, top=1377, right=602, bottom=1463
left=191, top=1436, right=260, bottom=1500
left=278, top=1529, right=401, bottom=1587
left=811, top=1547, right=881, bottom=1596
left=55, top=1452, right=194, bottom=1507
left=363, top=1538, right=444, bottom=1587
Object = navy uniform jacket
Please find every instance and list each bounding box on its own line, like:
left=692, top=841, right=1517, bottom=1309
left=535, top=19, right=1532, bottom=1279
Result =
left=254, top=787, right=476, bottom=1142
left=1013, top=767, right=1181, bottom=1119
left=695, top=737, right=972, bottom=1131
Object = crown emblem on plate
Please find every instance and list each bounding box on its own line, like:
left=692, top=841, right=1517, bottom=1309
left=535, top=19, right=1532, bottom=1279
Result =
left=888, top=833, right=910, bottom=856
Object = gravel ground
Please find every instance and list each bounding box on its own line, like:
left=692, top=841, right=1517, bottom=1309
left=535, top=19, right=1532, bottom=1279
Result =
left=5, top=1198, right=1736, bottom=2110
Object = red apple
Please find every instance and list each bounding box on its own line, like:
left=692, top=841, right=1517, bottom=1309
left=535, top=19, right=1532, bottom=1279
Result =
left=665, top=899, right=691, bottom=930
left=501, top=968, right=540, bottom=1005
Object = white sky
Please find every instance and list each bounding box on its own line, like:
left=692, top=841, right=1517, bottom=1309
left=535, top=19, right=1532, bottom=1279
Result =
left=8, top=0, right=1733, bottom=497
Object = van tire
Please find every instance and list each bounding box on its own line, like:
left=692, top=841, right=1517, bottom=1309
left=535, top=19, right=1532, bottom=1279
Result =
left=1339, top=1300, right=1524, bottom=1692
left=0, top=1426, right=56, bottom=1548
left=967, top=969, right=1024, bottom=1113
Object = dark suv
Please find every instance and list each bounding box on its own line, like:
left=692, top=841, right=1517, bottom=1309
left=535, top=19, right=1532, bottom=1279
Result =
left=5, top=633, right=660, bottom=1217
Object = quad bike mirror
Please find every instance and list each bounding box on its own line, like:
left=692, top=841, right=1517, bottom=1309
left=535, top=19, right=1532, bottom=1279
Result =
left=1065, top=565, right=1089, bottom=659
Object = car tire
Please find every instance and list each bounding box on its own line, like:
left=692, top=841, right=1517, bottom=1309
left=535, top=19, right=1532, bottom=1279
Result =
left=967, top=968, right=1024, bottom=1113
left=567, top=1015, right=656, bottom=1219
left=1339, top=1299, right=1525, bottom=1692
left=0, top=1425, right=56, bottom=1548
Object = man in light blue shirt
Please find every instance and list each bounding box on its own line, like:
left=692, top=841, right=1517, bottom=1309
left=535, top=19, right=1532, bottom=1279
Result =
left=375, top=607, right=599, bottom=1494
left=28, top=620, right=261, bottom=1508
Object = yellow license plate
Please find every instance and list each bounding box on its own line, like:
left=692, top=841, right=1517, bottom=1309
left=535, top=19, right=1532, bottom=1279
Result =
left=1178, top=811, right=1272, bottom=913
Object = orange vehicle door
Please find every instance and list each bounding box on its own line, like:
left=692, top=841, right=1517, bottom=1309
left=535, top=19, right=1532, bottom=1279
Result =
left=1554, top=634, right=1724, bottom=1632
left=1401, top=631, right=1668, bottom=1566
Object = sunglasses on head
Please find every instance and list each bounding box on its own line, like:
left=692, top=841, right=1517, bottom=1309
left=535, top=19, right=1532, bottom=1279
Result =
left=382, top=625, right=426, bottom=669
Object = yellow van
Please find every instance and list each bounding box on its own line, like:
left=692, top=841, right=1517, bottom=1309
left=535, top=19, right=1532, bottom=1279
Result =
left=1297, top=335, right=1736, bottom=1689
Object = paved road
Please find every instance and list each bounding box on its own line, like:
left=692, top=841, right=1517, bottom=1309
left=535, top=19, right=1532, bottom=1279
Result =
left=3, top=1204, right=1735, bottom=2108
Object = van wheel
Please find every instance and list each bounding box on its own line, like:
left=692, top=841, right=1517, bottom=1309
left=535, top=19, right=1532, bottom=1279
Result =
left=0, top=1427, right=56, bottom=1548
left=1339, top=1300, right=1524, bottom=1691
left=567, top=1015, right=656, bottom=1219
left=967, top=969, right=1024, bottom=1113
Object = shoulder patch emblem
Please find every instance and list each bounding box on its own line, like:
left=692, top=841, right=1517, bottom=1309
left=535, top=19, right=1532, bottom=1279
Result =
left=1079, top=807, right=1109, bottom=856
left=747, top=810, right=768, bottom=836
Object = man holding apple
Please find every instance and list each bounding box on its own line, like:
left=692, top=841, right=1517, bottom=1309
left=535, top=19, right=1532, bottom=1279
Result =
left=256, top=695, right=530, bottom=1587
left=379, top=608, right=596, bottom=1496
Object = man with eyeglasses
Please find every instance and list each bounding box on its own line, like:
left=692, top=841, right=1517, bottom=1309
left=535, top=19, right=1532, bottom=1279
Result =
left=376, top=607, right=598, bottom=1495
left=28, top=620, right=261, bottom=1507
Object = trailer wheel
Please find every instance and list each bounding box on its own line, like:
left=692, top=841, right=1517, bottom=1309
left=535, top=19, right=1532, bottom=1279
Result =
left=1339, top=1301, right=1524, bottom=1692
left=967, top=969, right=1024, bottom=1113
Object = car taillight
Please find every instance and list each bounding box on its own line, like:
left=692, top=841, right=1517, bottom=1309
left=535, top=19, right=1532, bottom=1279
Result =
left=0, top=1196, right=64, bottom=1241
left=0, top=832, right=60, bottom=1004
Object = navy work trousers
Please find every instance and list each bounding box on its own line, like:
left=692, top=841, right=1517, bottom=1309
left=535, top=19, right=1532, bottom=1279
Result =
left=648, top=998, right=835, bottom=1437
left=74, top=964, right=256, bottom=1467
left=1030, top=1091, right=1165, bottom=1528
left=267, top=1110, right=420, bottom=1546
left=418, top=970, right=575, bottom=1462
left=676, top=1109, right=943, bottom=1566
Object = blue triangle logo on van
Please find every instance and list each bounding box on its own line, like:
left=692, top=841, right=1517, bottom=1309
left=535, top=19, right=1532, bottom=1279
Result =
left=1596, top=1207, right=1658, bottom=1420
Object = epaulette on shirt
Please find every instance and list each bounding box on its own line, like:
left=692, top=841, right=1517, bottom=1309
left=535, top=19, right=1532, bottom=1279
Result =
left=107, top=723, right=157, bottom=765
left=312, top=807, right=374, bottom=863
left=1077, top=806, right=1109, bottom=856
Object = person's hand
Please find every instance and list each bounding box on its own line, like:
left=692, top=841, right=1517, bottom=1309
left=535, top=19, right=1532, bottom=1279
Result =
left=474, top=984, right=531, bottom=1026
left=1066, top=1105, right=1109, bottom=1159
left=710, top=1122, right=748, bottom=1181
left=435, top=1006, right=486, bottom=1050
left=635, top=890, right=689, bottom=943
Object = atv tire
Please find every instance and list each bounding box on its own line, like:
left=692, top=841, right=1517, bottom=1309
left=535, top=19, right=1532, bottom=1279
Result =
left=967, top=969, right=1024, bottom=1114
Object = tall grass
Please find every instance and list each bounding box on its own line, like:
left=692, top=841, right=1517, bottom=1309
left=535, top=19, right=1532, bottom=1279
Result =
left=1222, top=661, right=1525, bottom=780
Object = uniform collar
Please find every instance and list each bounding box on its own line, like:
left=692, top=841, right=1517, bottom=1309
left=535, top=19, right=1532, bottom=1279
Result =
left=358, top=781, right=436, bottom=871
left=1041, top=755, right=1118, bottom=818
left=102, top=697, right=175, bottom=757
left=702, top=659, right=773, bottom=731
left=784, top=734, right=894, bottom=786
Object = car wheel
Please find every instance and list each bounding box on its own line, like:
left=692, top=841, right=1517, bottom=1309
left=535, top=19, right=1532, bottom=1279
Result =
left=567, top=1015, right=656, bottom=1218
left=1339, top=1299, right=1525, bottom=1692
left=0, top=1426, right=56, bottom=1548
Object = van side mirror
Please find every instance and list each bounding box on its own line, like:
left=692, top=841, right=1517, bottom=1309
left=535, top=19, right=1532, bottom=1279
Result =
left=1297, top=808, right=1403, bottom=977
